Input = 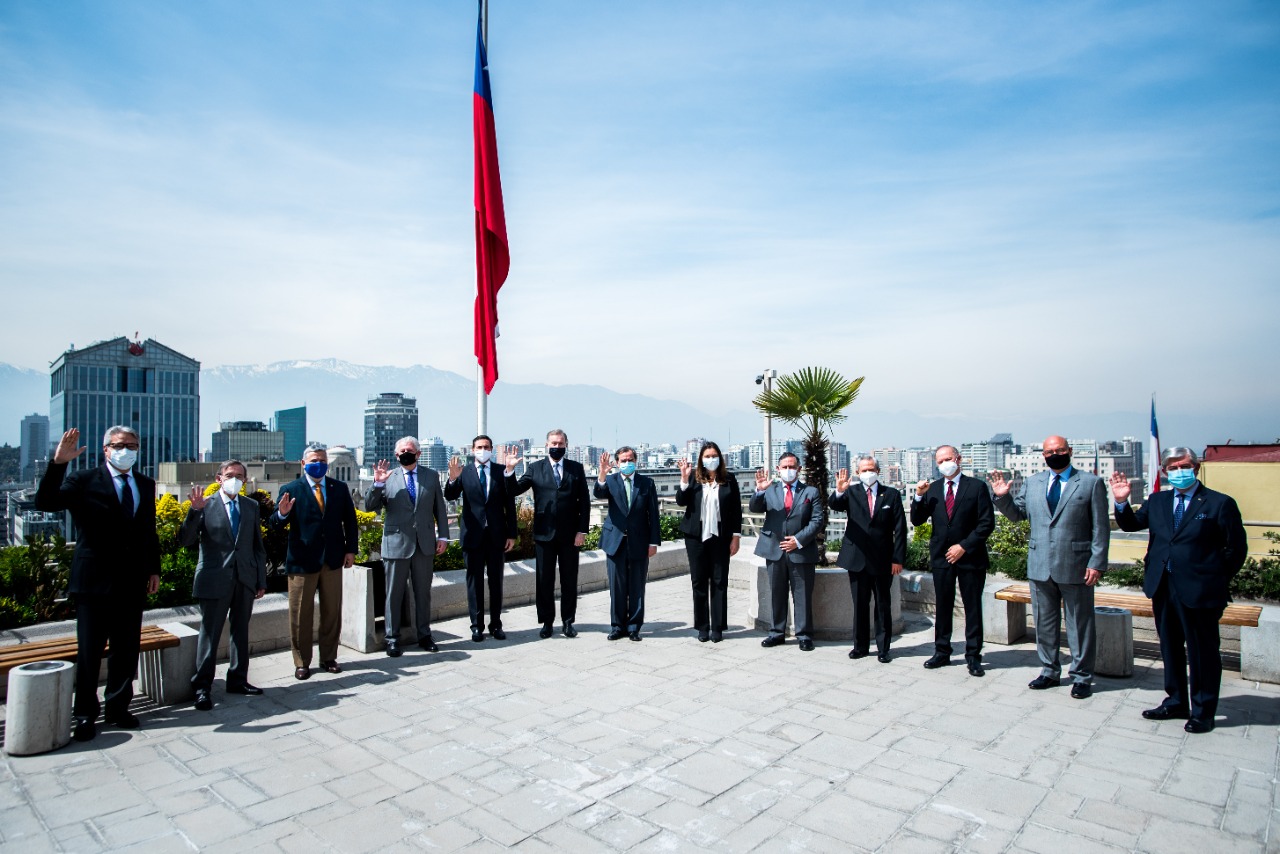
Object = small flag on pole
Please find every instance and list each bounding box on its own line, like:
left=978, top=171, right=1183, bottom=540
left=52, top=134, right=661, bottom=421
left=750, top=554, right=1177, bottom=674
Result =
left=473, top=4, right=509, bottom=395
left=1148, top=396, right=1161, bottom=496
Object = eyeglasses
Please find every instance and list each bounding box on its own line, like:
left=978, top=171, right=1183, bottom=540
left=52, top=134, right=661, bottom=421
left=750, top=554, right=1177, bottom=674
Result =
left=108, top=442, right=140, bottom=450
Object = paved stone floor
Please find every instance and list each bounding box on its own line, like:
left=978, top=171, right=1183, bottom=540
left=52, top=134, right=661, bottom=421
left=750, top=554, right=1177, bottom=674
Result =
left=3, top=574, right=1280, bottom=853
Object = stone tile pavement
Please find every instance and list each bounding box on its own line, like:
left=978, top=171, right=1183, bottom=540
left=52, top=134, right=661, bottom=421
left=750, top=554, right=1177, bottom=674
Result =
left=2, top=573, right=1279, bottom=852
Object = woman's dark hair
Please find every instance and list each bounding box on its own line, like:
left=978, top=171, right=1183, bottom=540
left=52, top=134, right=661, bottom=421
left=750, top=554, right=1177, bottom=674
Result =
left=696, top=441, right=726, bottom=485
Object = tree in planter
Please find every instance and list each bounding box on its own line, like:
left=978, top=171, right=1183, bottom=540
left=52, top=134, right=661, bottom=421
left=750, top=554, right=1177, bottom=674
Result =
left=752, top=366, right=864, bottom=559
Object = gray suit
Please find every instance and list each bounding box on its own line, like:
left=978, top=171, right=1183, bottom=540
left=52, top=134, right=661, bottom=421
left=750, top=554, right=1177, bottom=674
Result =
left=366, top=466, right=449, bottom=643
left=994, top=467, right=1109, bottom=684
left=178, top=493, right=268, bottom=691
left=750, top=481, right=825, bottom=640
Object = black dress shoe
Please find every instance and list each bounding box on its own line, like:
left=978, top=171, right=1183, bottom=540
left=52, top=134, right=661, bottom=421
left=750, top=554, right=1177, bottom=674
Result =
left=922, top=655, right=951, bottom=669
left=711, top=630, right=723, bottom=643
left=385, top=638, right=403, bottom=658
left=761, top=635, right=785, bottom=648
left=489, top=627, right=506, bottom=641
left=73, top=716, right=97, bottom=742
left=1142, top=704, right=1191, bottom=721
left=798, top=639, right=815, bottom=651
left=607, top=629, right=626, bottom=641
left=471, top=630, right=484, bottom=643
left=1070, top=683, right=1092, bottom=700
left=877, top=653, right=892, bottom=664
left=419, top=636, right=439, bottom=651
left=698, top=630, right=710, bottom=643
left=295, top=667, right=311, bottom=681
left=848, top=649, right=868, bottom=660
left=105, top=710, right=140, bottom=729
left=195, top=689, right=213, bottom=711
left=629, top=631, right=642, bottom=642
left=226, top=683, right=263, bottom=696
left=967, top=663, right=985, bottom=677
left=321, top=660, right=341, bottom=674
left=539, top=623, right=553, bottom=639
left=1028, top=675, right=1061, bottom=690
left=563, top=622, right=578, bottom=638
left=1184, top=717, right=1215, bottom=734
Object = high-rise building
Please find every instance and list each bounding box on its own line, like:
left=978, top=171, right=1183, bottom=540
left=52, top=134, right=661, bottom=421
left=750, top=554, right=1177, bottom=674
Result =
left=19, top=414, right=50, bottom=480
left=212, top=421, right=285, bottom=462
left=272, top=406, right=307, bottom=461
left=421, top=436, right=450, bottom=470
left=49, top=337, right=200, bottom=478
left=962, top=433, right=1014, bottom=474
left=363, top=393, right=418, bottom=466
left=828, top=441, right=849, bottom=475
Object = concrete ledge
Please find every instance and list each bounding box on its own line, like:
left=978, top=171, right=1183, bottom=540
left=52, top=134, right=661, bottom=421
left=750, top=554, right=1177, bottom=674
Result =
left=744, top=557, right=904, bottom=641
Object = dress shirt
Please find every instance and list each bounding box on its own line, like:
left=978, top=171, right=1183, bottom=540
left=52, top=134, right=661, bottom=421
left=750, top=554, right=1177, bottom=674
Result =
left=110, top=465, right=140, bottom=507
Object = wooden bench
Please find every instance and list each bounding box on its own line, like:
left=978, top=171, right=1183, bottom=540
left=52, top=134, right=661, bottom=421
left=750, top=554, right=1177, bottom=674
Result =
left=0, top=623, right=198, bottom=704
left=993, top=583, right=1262, bottom=627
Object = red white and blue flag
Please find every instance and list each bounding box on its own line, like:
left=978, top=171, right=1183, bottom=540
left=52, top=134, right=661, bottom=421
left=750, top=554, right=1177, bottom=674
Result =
left=473, top=6, right=509, bottom=395
left=1148, top=396, right=1161, bottom=496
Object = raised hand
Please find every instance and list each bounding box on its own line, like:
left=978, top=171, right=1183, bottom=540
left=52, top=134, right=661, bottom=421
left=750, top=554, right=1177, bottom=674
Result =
left=188, top=485, right=207, bottom=511
left=1109, top=472, right=1131, bottom=503
left=677, top=458, right=692, bottom=482
left=53, top=429, right=85, bottom=464
left=373, top=460, right=391, bottom=484
left=598, top=450, right=613, bottom=478
left=754, top=467, right=772, bottom=492
left=277, top=492, right=295, bottom=517
left=504, top=446, right=521, bottom=475
left=447, top=455, right=463, bottom=481
left=988, top=471, right=1011, bottom=497
left=916, top=479, right=930, bottom=497
left=835, top=468, right=850, bottom=493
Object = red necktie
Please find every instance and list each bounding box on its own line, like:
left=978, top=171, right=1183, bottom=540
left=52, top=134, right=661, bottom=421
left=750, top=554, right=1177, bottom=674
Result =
left=784, top=483, right=793, bottom=512
left=867, top=487, right=875, bottom=516
left=945, top=480, right=955, bottom=519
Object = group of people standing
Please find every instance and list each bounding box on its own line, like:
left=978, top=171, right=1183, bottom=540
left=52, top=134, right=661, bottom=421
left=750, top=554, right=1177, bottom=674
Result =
left=37, top=425, right=1246, bottom=743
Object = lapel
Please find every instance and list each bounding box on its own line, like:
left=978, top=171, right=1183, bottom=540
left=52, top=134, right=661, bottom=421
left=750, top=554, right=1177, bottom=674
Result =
left=610, top=473, right=630, bottom=514
left=1172, top=488, right=1204, bottom=541
left=853, top=484, right=872, bottom=521
left=312, top=476, right=328, bottom=516
left=1050, top=471, right=1080, bottom=523
left=99, top=465, right=130, bottom=517
left=208, top=494, right=234, bottom=545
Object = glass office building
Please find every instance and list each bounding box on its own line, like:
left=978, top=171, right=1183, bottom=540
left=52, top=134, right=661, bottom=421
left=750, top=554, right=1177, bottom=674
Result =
left=364, top=393, right=418, bottom=465
left=272, top=406, right=307, bottom=461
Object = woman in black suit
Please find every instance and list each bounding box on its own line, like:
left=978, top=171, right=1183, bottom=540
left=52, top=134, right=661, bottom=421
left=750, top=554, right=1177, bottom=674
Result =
left=675, top=441, right=743, bottom=642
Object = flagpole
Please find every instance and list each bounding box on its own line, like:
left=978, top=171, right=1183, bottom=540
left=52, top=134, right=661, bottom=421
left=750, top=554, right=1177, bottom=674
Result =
left=477, top=0, right=489, bottom=436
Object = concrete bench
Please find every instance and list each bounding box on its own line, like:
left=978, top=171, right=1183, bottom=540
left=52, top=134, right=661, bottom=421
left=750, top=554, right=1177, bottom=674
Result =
left=747, top=563, right=904, bottom=641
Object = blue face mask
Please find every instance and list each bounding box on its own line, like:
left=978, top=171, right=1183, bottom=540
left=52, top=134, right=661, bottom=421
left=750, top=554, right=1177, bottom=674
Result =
left=1166, top=468, right=1196, bottom=490
left=304, top=461, right=328, bottom=479
left=618, top=462, right=637, bottom=476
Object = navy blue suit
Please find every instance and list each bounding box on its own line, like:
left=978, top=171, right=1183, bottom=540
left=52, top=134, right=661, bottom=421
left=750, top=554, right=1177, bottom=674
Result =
left=445, top=462, right=517, bottom=631
left=594, top=473, right=661, bottom=633
left=831, top=484, right=907, bottom=655
left=1116, top=484, right=1247, bottom=719
left=508, top=458, right=591, bottom=625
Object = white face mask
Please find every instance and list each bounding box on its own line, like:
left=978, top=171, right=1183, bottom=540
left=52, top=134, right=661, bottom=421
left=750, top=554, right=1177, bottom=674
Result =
left=221, top=477, right=243, bottom=496
left=938, top=460, right=959, bottom=478
left=475, top=448, right=493, bottom=464
left=779, top=468, right=799, bottom=484
left=108, top=447, right=137, bottom=471
left=858, top=471, right=879, bottom=487
left=702, top=456, right=720, bottom=471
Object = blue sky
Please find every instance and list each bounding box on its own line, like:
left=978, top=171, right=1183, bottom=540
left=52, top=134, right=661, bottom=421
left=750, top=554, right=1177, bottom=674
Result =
left=2, top=1, right=1278, bottom=443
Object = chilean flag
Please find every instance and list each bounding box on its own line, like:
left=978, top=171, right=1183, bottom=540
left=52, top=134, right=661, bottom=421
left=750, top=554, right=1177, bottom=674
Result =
left=473, top=8, right=509, bottom=395
left=1148, top=396, right=1161, bottom=495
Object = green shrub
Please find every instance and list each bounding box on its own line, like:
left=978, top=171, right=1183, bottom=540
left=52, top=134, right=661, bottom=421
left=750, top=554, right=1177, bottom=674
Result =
left=0, top=535, right=73, bottom=626
left=659, top=515, right=682, bottom=542
left=906, top=522, right=932, bottom=571
left=0, top=596, right=36, bottom=631
left=989, top=517, right=1030, bottom=579
left=582, top=526, right=602, bottom=551
left=436, top=541, right=464, bottom=572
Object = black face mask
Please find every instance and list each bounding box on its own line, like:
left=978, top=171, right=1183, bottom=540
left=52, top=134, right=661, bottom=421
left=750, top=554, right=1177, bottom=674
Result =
left=547, top=446, right=566, bottom=461
left=1044, top=452, right=1071, bottom=471
left=397, top=452, right=417, bottom=466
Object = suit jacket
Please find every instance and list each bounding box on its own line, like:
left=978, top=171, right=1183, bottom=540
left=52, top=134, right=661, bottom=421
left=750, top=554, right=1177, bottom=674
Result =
left=909, top=474, right=995, bottom=572
left=443, top=461, right=517, bottom=550
left=272, top=476, right=359, bottom=573
left=507, top=458, right=590, bottom=543
left=749, top=480, right=824, bottom=564
left=829, top=484, right=907, bottom=574
left=35, top=461, right=160, bottom=596
left=178, top=493, right=268, bottom=599
left=1115, top=485, right=1247, bottom=610
left=366, top=465, right=449, bottom=560
left=674, top=478, right=743, bottom=540
left=593, top=473, right=661, bottom=559
left=994, top=468, right=1108, bottom=584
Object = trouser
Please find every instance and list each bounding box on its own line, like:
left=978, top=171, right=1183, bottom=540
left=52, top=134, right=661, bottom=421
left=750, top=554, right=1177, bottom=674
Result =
left=848, top=570, right=894, bottom=655
left=192, top=581, right=256, bottom=691
left=686, top=535, right=730, bottom=632
left=464, top=528, right=507, bottom=631
left=1153, top=575, right=1224, bottom=720
left=534, top=538, right=579, bottom=625
left=767, top=559, right=815, bottom=640
left=288, top=566, right=342, bottom=667
left=384, top=549, right=434, bottom=642
left=606, top=547, right=650, bottom=632
left=932, top=566, right=984, bottom=661
left=73, top=589, right=144, bottom=718
left=1030, top=577, right=1096, bottom=683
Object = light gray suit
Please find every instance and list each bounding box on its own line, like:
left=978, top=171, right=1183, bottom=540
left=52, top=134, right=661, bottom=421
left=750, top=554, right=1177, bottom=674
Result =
left=994, top=467, right=1109, bottom=684
left=178, top=493, right=268, bottom=691
left=366, top=465, right=449, bottom=643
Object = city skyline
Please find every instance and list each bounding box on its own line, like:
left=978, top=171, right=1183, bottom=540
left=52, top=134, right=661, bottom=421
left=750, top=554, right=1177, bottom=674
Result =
left=2, top=3, right=1277, bottom=436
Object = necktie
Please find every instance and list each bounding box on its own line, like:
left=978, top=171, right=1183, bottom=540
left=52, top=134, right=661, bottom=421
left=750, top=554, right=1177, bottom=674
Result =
left=554, top=463, right=562, bottom=486
left=1174, top=493, right=1186, bottom=530
left=1047, top=474, right=1061, bottom=515
left=406, top=470, right=417, bottom=504
left=229, top=497, right=240, bottom=540
left=945, top=480, right=955, bottom=519
left=867, top=487, right=875, bottom=516
left=479, top=464, right=487, bottom=497
left=784, top=483, right=793, bottom=512
left=313, top=483, right=325, bottom=513
left=624, top=476, right=632, bottom=508
left=118, top=475, right=134, bottom=518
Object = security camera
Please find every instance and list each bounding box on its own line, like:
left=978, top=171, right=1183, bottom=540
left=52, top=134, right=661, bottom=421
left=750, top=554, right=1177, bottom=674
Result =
left=755, top=375, right=764, bottom=384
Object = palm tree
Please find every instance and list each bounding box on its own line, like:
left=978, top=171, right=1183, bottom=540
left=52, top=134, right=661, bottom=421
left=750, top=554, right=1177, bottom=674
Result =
left=752, top=367, right=864, bottom=560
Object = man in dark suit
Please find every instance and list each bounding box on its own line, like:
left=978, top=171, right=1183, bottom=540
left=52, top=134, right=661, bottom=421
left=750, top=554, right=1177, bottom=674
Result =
left=593, top=446, right=661, bottom=641
left=367, top=436, right=449, bottom=656
left=910, top=444, right=995, bottom=676
left=444, top=435, right=517, bottom=642
left=272, top=443, right=359, bottom=680
left=1113, top=447, right=1247, bottom=733
left=830, top=455, right=906, bottom=663
left=178, top=459, right=268, bottom=710
left=750, top=453, right=826, bottom=651
left=36, top=426, right=161, bottom=742
left=506, top=429, right=591, bottom=638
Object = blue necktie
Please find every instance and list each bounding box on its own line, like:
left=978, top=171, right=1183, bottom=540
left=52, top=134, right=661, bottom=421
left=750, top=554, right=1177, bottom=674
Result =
left=479, top=464, right=487, bottom=495
left=1174, top=493, right=1186, bottom=531
left=406, top=471, right=417, bottom=503
left=118, top=475, right=134, bottom=518
left=229, top=498, right=240, bottom=540
left=1047, top=474, right=1061, bottom=515
left=554, top=463, right=562, bottom=486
